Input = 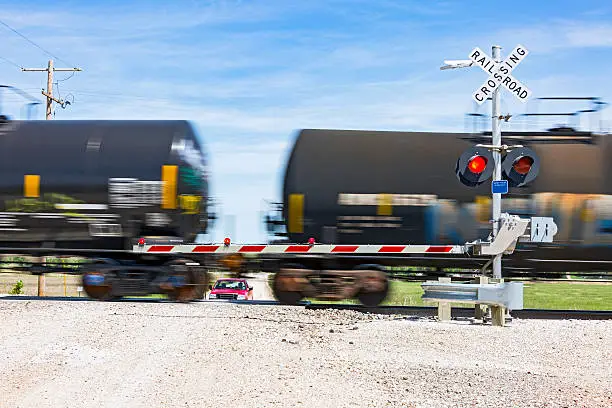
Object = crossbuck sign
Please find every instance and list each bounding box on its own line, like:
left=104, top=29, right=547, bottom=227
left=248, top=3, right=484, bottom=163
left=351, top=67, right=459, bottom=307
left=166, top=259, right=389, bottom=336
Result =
left=469, top=44, right=531, bottom=105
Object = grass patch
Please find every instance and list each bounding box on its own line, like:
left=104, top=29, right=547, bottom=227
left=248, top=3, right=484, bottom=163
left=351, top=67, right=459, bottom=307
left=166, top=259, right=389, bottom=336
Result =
left=129, top=294, right=167, bottom=299
left=310, top=280, right=612, bottom=310
left=523, top=282, right=612, bottom=310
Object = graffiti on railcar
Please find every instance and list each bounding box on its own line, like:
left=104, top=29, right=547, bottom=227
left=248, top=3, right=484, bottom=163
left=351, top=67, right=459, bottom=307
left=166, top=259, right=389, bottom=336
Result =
left=332, top=192, right=612, bottom=245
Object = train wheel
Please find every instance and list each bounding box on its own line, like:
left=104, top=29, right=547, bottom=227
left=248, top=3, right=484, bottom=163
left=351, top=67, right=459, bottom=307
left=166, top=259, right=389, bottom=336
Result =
left=273, top=267, right=305, bottom=306
left=274, top=289, right=303, bottom=305
left=356, top=267, right=389, bottom=307
left=357, top=289, right=388, bottom=307
left=165, top=259, right=198, bottom=302
left=82, top=259, right=118, bottom=301
left=82, top=272, right=113, bottom=300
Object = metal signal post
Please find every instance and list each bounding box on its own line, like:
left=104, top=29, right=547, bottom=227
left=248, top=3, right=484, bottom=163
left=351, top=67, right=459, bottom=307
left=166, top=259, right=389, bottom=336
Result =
left=491, top=45, right=503, bottom=279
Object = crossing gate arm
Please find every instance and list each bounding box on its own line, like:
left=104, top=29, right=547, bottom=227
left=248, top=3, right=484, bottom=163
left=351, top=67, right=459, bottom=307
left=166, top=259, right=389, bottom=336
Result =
left=131, top=243, right=468, bottom=255
left=131, top=213, right=554, bottom=257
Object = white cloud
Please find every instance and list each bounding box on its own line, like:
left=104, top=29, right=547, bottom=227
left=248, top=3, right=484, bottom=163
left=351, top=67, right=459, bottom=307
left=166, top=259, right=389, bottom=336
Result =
left=0, top=1, right=280, bottom=34
left=489, top=21, right=612, bottom=54
left=565, top=24, right=612, bottom=47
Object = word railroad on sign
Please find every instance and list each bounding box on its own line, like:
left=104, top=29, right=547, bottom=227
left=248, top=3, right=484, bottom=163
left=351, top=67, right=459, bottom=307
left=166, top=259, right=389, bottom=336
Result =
left=469, top=44, right=531, bottom=105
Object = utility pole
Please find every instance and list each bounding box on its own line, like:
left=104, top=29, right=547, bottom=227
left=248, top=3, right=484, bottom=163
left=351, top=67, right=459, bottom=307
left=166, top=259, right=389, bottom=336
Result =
left=22, top=59, right=81, bottom=119
left=21, top=59, right=81, bottom=297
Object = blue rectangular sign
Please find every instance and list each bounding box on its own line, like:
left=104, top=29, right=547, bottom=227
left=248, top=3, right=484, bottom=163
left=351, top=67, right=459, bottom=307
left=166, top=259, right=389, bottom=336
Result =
left=492, top=180, right=509, bottom=194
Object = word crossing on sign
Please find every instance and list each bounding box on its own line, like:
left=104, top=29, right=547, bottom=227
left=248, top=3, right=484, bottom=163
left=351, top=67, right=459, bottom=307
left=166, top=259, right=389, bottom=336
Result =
left=469, top=45, right=531, bottom=105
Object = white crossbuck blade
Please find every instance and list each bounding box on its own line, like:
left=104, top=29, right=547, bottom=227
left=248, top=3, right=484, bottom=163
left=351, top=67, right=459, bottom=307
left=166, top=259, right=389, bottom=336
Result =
left=468, top=44, right=531, bottom=105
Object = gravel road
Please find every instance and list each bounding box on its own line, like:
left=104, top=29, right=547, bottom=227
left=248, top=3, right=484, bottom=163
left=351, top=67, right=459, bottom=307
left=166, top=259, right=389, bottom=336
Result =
left=1, top=299, right=610, bottom=408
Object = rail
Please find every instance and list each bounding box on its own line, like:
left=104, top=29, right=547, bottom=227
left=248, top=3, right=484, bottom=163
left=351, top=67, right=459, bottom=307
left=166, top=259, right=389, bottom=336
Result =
left=302, top=303, right=612, bottom=320
left=1, top=295, right=609, bottom=321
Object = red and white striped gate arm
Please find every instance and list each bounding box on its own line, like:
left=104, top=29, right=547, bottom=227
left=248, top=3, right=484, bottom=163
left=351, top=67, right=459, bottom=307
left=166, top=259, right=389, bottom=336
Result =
left=133, top=243, right=466, bottom=255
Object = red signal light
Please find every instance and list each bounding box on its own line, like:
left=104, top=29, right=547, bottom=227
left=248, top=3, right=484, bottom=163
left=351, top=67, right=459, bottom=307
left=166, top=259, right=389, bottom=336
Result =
left=138, top=238, right=145, bottom=246
left=513, top=156, right=533, bottom=175
left=308, top=237, right=315, bottom=245
left=223, top=237, right=231, bottom=246
left=456, top=147, right=494, bottom=188
left=468, top=155, right=487, bottom=174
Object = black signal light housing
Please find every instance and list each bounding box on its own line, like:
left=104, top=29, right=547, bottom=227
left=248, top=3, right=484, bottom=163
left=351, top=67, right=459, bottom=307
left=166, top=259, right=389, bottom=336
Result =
left=456, top=146, right=495, bottom=187
left=502, top=146, right=540, bottom=187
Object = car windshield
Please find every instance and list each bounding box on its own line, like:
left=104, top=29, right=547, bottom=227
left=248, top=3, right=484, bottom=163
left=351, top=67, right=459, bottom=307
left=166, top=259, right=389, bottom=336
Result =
left=214, top=280, right=246, bottom=290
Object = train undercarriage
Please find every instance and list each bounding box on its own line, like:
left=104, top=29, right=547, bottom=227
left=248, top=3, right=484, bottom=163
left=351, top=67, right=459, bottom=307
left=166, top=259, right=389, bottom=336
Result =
left=0, top=212, right=570, bottom=306
left=0, top=249, right=211, bottom=302
left=80, top=257, right=210, bottom=302
left=271, top=262, right=389, bottom=307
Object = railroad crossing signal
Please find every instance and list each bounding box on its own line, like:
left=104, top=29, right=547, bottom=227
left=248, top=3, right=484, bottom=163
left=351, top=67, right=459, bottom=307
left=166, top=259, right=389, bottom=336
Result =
left=456, top=145, right=539, bottom=189
left=469, top=44, right=531, bottom=105
left=442, top=43, right=540, bottom=281
left=452, top=44, right=539, bottom=189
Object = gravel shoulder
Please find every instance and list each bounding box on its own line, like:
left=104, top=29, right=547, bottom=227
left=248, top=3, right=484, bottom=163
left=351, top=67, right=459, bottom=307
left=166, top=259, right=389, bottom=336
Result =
left=1, top=299, right=610, bottom=408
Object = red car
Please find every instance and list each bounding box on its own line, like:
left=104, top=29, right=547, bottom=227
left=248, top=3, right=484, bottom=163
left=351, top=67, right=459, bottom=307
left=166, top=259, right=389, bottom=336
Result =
left=208, top=278, right=253, bottom=300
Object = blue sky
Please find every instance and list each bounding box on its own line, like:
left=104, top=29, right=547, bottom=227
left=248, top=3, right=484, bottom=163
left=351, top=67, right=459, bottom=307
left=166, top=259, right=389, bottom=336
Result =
left=1, top=0, right=611, bottom=243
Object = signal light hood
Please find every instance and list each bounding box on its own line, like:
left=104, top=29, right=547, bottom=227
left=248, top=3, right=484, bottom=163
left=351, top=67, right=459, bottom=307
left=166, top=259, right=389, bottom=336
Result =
left=502, top=146, right=540, bottom=187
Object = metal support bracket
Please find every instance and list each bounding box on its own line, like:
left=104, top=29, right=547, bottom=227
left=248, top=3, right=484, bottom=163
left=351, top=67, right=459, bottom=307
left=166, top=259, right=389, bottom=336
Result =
left=472, top=213, right=530, bottom=256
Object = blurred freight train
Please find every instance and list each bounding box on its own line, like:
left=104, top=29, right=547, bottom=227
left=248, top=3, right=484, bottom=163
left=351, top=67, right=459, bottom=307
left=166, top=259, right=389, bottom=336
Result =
left=0, top=118, right=217, bottom=300
left=265, top=127, right=612, bottom=273
left=0, top=119, right=212, bottom=250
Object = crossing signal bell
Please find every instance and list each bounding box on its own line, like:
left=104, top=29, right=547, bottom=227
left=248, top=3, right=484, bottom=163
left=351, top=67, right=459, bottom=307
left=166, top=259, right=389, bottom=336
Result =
left=455, top=146, right=494, bottom=187
left=502, top=146, right=539, bottom=187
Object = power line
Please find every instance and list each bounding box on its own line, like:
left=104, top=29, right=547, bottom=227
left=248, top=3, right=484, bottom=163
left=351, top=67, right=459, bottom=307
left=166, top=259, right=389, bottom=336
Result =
left=0, top=55, right=22, bottom=69
left=0, top=18, right=75, bottom=68
left=0, top=85, right=40, bottom=103
left=56, top=71, right=76, bottom=82
left=18, top=87, right=205, bottom=106
left=0, top=85, right=43, bottom=120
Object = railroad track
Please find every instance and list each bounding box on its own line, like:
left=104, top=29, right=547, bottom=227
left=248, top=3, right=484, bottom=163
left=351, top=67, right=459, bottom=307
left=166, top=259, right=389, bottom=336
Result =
left=1, top=295, right=610, bottom=320
left=303, top=303, right=612, bottom=320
